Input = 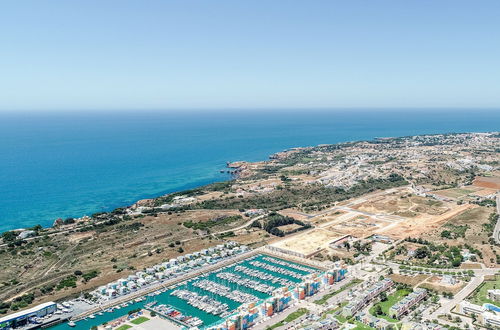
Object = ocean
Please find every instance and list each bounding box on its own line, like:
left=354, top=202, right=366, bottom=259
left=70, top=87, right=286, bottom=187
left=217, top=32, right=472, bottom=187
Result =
left=0, top=109, right=499, bottom=232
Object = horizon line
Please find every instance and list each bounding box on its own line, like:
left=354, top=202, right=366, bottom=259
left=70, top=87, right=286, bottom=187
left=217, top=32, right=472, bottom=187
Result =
left=1, top=106, right=500, bottom=115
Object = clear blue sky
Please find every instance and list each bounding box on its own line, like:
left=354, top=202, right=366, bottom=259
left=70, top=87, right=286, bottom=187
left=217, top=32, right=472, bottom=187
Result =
left=1, top=0, right=499, bottom=111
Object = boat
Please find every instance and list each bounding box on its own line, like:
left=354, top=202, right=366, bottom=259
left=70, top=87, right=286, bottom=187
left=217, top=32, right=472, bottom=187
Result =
left=68, top=321, right=76, bottom=327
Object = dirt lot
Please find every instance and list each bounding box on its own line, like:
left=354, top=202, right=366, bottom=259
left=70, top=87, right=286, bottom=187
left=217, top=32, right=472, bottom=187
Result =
left=473, top=176, right=500, bottom=190
left=433, top=186, right=482, bottom=199
left=419, top=276, right=466, bottom=295
left=307, top=210, right=347, bottom=226
left=379, top=203, right=475, bottom=239
left=390, top=274, right=430, bottom=286
left=270, top=228, right=346, bottom=257
left=353, top=193, right=450, bottom=217
left=324, top=216, right=385, bottom=239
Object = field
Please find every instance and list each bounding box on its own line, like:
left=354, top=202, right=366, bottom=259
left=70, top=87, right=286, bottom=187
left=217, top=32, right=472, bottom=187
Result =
left=369, top=289, right=411, bottom=322
left=469, top=275, right=500, bottom=306
left=433, top=187, right=481, bottom=199
left=131, top=316, right=150, bottom=325
left=473, top=176, right=500, bottom=190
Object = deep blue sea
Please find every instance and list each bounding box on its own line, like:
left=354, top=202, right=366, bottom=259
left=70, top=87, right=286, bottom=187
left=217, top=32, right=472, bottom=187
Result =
left=0, top=109, right=499, bottom=232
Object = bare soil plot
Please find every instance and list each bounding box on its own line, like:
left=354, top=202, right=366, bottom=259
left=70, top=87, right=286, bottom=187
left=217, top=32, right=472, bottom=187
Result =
left=270, top=228, right=346, bottom=257
left=433, top=187, right=482, bottom=199
left=420, top=206, right=494, bottom=246
left=379, top=203, right=475, bottom=239
left=473, top=176, right=500, bottom=190
left=277, top=224, right=303, bottom=233
left=420, top=276, right=466, bottom=295
left=279, top=208, right=313, bottom=222
left=308, top=210, right=347, bottom=226
left=353, top=193, right=449, bottom=217
left=390, top=274, right=430, bottom=286
left=326, top=216, right=387, bottom=239
left=459, top=263, right=483, bottom=269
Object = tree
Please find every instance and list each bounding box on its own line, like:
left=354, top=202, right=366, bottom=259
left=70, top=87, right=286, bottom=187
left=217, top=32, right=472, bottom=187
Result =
left=250, top=220, right=261, bottom=229
left=414, top=246, right=430, bottom=259
left=374, top=304, right=383, bottom=315
left=441, top=230, right=452, bottom=239
left=379, top=292, right=388, bottom=302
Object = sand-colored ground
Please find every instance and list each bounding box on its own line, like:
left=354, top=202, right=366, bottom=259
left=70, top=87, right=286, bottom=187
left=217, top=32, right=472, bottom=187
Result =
left=354, top=194, right=450, bottom=217
left=390, top=274, right=430, bottom=286
left=433, top=186, right=482, bottom=199
left=323, top=216, right=388, bottom=239
left=279, top=208, right=313, bottom=222
left=378, top=203, right=475, bottom=239
left=419, top=276, right=466, bottom=295
left=270, top=228, right=346, bottom=257
left=473, top=176, right=500, bottom=190
left=308, top=210, right=348, bottom=226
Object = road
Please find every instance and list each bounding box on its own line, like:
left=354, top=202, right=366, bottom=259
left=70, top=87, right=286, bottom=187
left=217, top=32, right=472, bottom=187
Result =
left=493, top=194, right=500, bottom=244
left=425, top=274, right=485, bottom=320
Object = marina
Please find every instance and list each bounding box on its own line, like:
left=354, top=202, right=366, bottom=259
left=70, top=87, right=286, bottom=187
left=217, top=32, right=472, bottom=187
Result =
left=48, top=253, right=323, bottom=330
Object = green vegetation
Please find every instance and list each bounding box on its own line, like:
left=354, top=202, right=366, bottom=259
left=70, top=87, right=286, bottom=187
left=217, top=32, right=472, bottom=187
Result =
left=194, top=174, right=407, bottom=212
left=130, top=316, right=150, bottom=325
left=483, top=213, right=499, bottom=236
left=314, top=279, right=363, bottom=305
left=263, top=213, right=311, bottom=237
left=56, top=275, right=77, bottom=290
left=5, top=293, right=35, bottom=311
left=183, top=215, right=242, bottom=230
left=267, top=308, right=308, bottom=330
left=82, top=270, right=100, bottom=282
left=392, top=238, right=465, bottom=268
left=115, top=325, right=132, bottom=330
left=369, top=289, right=412, bottom=322
left=441, top=224, right=469, bottom=239
left=352, top=321, right=376, bottom=330
left=469, top=275, right=500, bottom=306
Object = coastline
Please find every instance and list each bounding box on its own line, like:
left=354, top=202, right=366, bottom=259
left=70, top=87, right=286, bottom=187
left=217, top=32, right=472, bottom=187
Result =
left=3, top=109, right=500, bottom=232
left=2, top=130, right=496, bottom=236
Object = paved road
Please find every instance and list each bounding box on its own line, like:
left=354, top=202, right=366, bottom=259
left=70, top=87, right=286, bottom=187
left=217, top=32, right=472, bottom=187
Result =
left=425, top=274, right=485, bottom=320
left=493, top=194, right=500, bottom=244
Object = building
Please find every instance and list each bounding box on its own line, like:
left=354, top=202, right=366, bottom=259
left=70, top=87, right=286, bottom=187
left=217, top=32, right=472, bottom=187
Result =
left=478, top=311, right=500, bottom=328
left=389, top=288, right=427, bottom=319
left=0, top=302, right=57, bottom=329
left=487, top=289, right=500, bottom=302
left=440, top=275, right=456, bottom=286
left=343, top=279, right=393, bottom=317
left=457, top=301, right=485, bottom=315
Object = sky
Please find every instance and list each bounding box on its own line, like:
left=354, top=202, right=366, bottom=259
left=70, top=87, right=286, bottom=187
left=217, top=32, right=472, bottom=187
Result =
left=1, top=0, right=500, bottom=111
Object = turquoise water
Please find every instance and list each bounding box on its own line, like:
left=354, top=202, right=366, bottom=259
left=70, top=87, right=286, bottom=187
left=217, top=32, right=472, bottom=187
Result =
left=1, top=109, right=499, bottom=232
left=49, top=254, right=318, bottom=330
left=484, top=303, right=500, bottom=312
